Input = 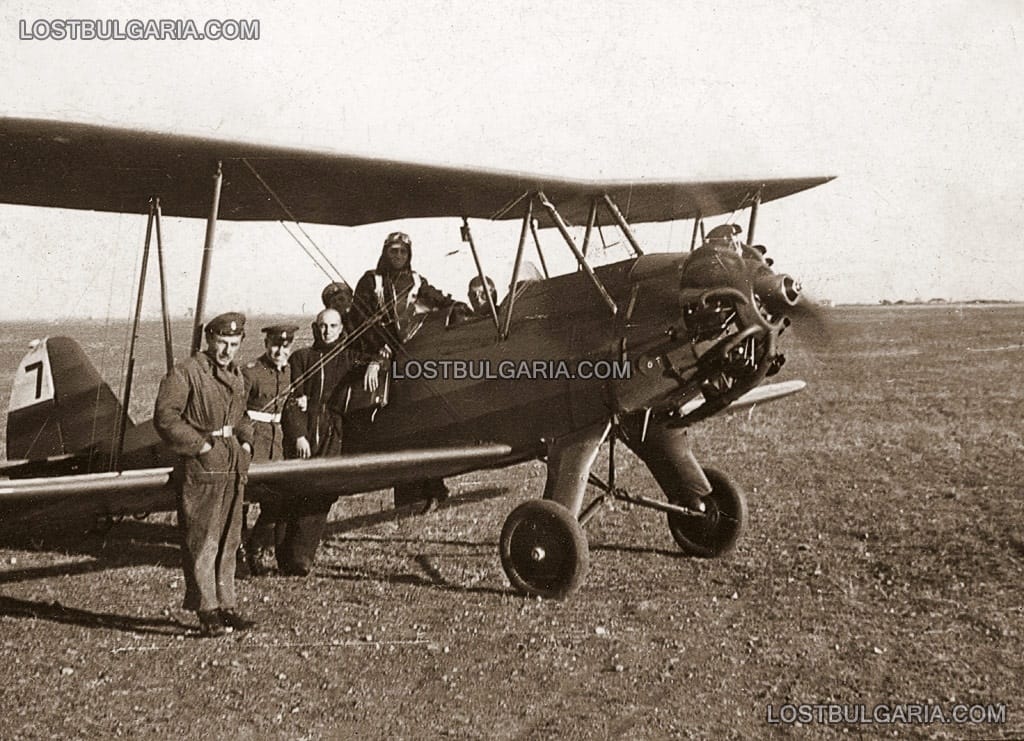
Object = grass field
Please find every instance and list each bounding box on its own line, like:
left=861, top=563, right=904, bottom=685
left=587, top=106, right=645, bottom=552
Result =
left=0, top=305, right=1022, bottom=739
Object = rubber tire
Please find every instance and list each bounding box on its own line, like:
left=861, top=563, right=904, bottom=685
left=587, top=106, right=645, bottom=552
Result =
left=667, top=467, right=747, bottom=558
left=499, top=499, right=590, bottom=599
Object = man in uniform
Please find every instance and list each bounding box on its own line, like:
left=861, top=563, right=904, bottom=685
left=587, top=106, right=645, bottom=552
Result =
left=153, top=312, right=256, bottom=638
left=278, top=307, right=357, bottom=575
left=352, top=232, right=455, bottom=510
left=242, top=324, right=299, bottom=575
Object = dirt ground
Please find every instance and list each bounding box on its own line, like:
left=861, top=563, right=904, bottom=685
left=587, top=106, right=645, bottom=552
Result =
left=1, top=305, right=1022, bottom=739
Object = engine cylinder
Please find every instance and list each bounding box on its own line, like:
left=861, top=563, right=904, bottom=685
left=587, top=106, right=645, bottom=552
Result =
left=753, top=273, right=800, bottom=312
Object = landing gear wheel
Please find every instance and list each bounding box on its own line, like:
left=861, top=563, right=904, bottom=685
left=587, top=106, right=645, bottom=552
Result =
left=667, top=467, right=747, bottom=558
left=499, top=499, right=589, bottom=599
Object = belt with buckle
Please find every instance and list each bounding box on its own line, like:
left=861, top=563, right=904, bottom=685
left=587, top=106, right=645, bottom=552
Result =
left=246, top=410, right=281, bottom=424
left=209, top=425, right=234, bottom=438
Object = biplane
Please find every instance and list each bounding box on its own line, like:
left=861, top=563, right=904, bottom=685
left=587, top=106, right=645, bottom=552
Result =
left=0, top=118, right=831, bottom=598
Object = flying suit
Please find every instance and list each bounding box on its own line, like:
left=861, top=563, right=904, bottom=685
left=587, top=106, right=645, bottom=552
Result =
left=352, top=243, right=455, bottom=358
left=351, top=239, right=455, bottom=507
left=154, top=351, right=254, bottom=612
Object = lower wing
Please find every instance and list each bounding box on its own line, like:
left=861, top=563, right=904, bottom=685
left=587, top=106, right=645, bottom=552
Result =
left=678, top=380, right=807, bottom=417
left=0, top=443, right=514, bottom=533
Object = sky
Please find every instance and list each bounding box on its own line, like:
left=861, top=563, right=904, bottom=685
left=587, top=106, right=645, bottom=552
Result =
left=1, top=0, right=1022, bottom=321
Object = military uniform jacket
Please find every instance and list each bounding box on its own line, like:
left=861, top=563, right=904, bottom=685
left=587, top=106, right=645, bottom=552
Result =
left=154, top=352, right=255, bottom=458
left=242, top=354, right=292, bottom=463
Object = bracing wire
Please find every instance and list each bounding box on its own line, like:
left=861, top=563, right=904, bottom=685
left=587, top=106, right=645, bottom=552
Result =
left=239, top=158, right=463, bottom=423
left=241, top=158, right=346, bottom=282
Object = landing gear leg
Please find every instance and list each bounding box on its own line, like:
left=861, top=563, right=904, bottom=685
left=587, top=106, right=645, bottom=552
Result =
left=619, top=410, right=712, bottom=511
left=666, top=467, right=747, bottom=557
left=619, top=411, right=745, bottom=557
left=541, top=421, right=611, bottom=516
left=499, top=421, right=609, bottom=599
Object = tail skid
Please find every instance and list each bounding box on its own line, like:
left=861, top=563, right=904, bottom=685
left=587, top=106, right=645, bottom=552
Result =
left=6, top=337, right=129, bottom=466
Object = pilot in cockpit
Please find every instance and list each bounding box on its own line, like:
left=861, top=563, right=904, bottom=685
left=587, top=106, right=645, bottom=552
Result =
left=467, top=275, right=499, bottom=317
left=353, top=231, right=455, bottom=393
left=702, top=223, right=743, bottom=251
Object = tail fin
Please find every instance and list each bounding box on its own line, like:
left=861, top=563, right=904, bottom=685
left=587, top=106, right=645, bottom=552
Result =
left=6, top=337, right=129, bottom=462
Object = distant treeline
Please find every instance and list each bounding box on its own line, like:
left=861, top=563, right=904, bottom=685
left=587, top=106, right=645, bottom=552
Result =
left=875, top=299, right=1021, bottom=306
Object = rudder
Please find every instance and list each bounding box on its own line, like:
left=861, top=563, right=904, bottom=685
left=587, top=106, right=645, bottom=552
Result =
left=6, top=337, right=127, bottom=462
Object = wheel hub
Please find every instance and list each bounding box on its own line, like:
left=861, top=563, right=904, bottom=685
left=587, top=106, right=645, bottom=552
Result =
left=499, top=499, right=591, bottom=600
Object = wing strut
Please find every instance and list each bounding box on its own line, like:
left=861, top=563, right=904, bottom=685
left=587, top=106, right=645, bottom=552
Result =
left=114, top=197, right=159, bottom=470
left=460, top=217, right=501, bottom=334
left=528, top=218, right=551, bottom=279
left=537, top=191, right=618, bottom=316
left=501, top=198, right=533, bottom=340
left=190, top=161, right=223, bottom=354
left=153, top=199, right=175, bottom=371
left=746, top=186, right=763, bottom=245
left=580, top=199, right=598, bottom=259
left=600, top=194, right=644, bottom=257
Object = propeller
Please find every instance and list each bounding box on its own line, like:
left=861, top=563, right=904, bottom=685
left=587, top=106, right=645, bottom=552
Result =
left=748, top=252, right=833, bottom=349
left=783, top=293, right=833, bottom=348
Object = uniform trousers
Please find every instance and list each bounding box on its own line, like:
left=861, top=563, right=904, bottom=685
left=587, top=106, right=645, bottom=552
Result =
left=177, top=438, right=248, bottom=611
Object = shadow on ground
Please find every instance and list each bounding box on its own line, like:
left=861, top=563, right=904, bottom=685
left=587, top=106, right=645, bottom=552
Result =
left=0, top=519, right=180, bottom=584
left=325, top=485, right=507, bottom=535
left=0, top=594, right=192, bottom=635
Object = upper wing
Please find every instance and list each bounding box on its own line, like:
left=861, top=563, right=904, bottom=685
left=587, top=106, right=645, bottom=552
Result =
left=0, top=443, right=513, bottom=533
left=0, top=117, right=833, bottom=227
